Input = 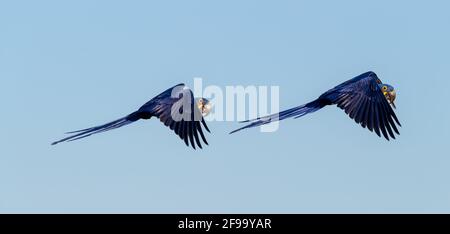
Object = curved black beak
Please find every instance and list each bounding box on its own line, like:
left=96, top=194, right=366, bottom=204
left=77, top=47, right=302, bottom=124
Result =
left=388, top=90, right=396, bottom=109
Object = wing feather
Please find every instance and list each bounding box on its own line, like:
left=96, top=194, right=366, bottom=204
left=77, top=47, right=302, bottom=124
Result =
left=381, top=98, right=400, bottom=135
left=183, top=120, right=189, bottom=146
left=377, top=103, right=390, bottom=140
left=192, top=121, right=203, bottom=149
left=196, top=121, right=209, bottom=145
left=372, top=100, right=382, bottom=137
left=355, top=97, right=367, bottom=124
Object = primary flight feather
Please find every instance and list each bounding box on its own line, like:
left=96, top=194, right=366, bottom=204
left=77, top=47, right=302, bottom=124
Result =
left=231, top=71, right=401, bottom=140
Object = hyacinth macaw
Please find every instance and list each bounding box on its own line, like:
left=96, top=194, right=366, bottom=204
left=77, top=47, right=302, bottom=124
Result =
left=231, top=71, right=401, bottom=140
left=52, top=84, right=212, bottom=149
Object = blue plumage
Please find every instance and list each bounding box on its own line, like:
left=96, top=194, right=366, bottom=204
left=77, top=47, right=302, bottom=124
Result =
left=231, top=71, right=401, bottom=140
left=52, top=84, right=211, bottom=149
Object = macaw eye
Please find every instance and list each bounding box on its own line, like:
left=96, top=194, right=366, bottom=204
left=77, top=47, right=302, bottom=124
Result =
left=382, top=86, right=387, bottom=91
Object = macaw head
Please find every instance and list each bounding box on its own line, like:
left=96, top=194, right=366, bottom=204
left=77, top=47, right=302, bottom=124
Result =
left=197, top=98, right=212, bottom=116
left=379, top=83, right=396, bottom=109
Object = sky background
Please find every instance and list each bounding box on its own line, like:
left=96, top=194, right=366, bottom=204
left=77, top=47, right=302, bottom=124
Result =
left=1, top=0, right=449, bottom=213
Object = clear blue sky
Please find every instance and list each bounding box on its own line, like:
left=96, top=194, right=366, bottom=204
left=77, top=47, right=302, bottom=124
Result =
left=1, top=0, right=449, bottom=213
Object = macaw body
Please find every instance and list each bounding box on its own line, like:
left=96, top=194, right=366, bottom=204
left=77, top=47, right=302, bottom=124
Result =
left=231, top=71, right=401, bottom=140
left=52, top=84, right=211, bottom=149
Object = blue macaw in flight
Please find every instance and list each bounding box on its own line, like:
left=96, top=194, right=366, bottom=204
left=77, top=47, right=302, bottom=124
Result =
left=231, top=71, right=401, bottom=140
left=52, top=84, right=212, bottom=149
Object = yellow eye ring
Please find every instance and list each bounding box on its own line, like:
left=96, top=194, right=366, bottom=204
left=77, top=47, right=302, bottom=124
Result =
left=382, top=86, right=388, bottom=91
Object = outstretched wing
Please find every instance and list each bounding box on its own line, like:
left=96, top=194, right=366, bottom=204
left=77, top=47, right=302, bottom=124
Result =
left=138, top=84, right=210, bottom=149
left=327, top=72, right=401, bottom=140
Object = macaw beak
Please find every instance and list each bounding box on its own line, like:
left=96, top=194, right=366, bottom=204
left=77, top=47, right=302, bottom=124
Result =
left=198, top=99, right=212, bottom=117
left=202, top=102, right=212, bottom=116
left=387, top=90, right=396, bottom=109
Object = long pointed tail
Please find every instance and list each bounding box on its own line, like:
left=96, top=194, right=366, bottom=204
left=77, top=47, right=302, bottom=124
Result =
left=229, top=99, right=324, bottom=134
left=51, top=112, right=140, bottom=145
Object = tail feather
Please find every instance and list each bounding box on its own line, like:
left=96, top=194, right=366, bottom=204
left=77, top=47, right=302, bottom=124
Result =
left=64, top=118, right=123, bottom=134
left=52, top=114, right=138, bottom=145
left=230, top=99, right=323, bottom=134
